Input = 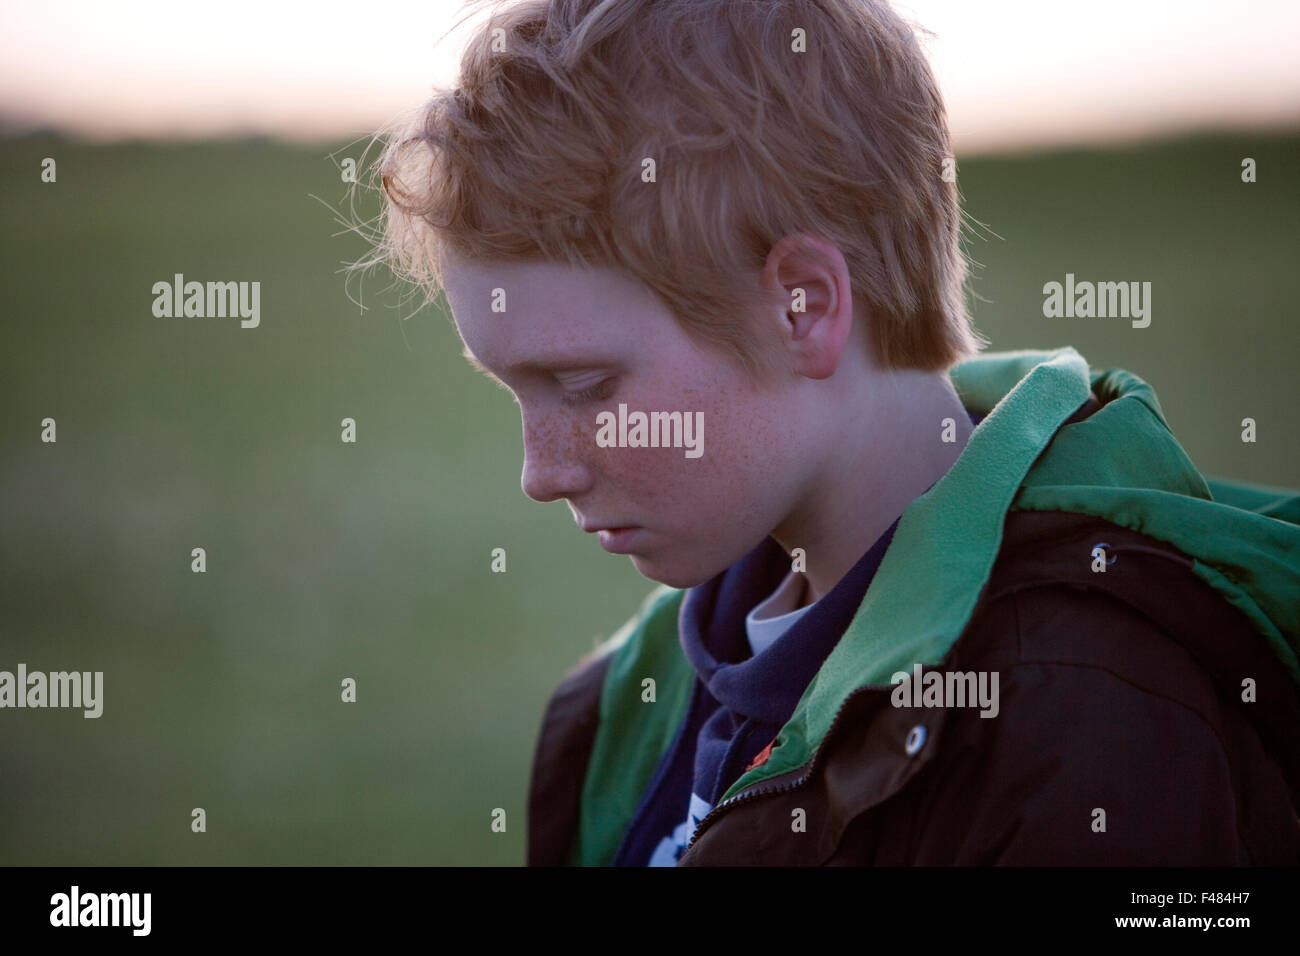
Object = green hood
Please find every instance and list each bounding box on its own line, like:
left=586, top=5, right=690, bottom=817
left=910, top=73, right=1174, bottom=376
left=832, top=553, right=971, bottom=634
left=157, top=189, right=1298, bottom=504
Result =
left=571, top=346, right=1300, bottom=866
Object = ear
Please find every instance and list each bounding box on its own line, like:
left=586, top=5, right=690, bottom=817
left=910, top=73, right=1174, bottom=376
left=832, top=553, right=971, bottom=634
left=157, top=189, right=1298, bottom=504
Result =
left=762, top=233, right=855, bottom=380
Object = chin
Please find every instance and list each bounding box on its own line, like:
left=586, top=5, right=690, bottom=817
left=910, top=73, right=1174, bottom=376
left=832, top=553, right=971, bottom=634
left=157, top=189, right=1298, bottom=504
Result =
left=628, top=553, right=722, bottom=591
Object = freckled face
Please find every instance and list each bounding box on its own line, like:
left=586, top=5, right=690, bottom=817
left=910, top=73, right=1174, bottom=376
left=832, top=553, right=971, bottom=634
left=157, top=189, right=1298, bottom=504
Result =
left=440, top=256, right=814, bottom=588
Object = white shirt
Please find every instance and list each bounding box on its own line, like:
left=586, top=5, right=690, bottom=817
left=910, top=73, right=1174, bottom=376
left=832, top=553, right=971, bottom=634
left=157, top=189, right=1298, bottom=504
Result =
left=745, top=569, right=817, bottom=656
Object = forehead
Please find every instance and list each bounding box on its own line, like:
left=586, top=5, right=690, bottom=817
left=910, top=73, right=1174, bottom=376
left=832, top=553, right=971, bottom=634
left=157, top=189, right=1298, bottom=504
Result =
left=441, top=254, right=655, bottom=365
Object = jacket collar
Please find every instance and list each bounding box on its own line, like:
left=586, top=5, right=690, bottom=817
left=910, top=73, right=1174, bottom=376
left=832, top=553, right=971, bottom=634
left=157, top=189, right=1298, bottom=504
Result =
left=717, top=347, right=1101, bottom=801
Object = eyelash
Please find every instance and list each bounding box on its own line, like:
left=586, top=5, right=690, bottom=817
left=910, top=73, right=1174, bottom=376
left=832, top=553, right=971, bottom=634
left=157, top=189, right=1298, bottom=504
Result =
left=561, top=378, right=614, bottom=405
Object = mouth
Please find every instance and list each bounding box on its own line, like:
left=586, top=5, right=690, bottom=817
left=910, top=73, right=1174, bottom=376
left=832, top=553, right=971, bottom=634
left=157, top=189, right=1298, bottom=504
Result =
left=579, top=522, right=644, bottom=554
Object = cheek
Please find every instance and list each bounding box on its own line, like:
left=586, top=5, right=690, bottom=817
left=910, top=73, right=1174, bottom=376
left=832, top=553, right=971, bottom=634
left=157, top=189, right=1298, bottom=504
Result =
left=622, top=390, right=788, bottom=513
left=694, top=384, right=792, bottom=487
left=594, top=361, right=795, bottom=509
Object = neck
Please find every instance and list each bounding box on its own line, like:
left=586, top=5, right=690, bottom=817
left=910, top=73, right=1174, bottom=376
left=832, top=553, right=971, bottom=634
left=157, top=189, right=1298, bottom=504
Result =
left=775, top=371, right=973, bottom=605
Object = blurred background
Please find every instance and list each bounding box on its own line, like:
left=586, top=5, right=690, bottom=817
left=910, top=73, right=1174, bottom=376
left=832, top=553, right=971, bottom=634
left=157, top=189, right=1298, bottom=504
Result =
left=1, top=0, right=1297, bottom=865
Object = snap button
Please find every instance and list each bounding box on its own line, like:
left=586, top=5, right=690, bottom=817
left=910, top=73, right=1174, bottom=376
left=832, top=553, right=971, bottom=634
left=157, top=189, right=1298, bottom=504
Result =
left=905, top=724, right=926, bottom=756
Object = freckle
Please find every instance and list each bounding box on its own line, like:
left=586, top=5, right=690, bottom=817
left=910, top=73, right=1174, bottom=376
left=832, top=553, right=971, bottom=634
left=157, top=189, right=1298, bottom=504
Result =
left=572, top=412, right=590, bottom=450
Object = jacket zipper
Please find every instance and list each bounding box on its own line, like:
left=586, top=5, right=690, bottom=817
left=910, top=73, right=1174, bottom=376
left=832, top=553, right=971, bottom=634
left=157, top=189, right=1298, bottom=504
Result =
left=682, top=540, right=1191, bottom=856
left=683, top=684, right=876, bottom=854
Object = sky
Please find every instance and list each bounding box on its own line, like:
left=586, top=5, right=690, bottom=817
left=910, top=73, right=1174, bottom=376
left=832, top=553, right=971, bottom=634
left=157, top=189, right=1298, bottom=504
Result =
left=2, top=0, right=1297, bottom=152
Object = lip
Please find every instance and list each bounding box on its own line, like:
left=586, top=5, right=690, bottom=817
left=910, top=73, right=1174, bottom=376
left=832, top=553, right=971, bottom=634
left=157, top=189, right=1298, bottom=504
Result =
left=584, top=525, right=643, bottom=554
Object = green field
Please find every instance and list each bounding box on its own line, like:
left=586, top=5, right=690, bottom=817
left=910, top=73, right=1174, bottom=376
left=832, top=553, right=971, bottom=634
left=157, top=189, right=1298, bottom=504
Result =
left=1, top=131, right=1296, bottom=864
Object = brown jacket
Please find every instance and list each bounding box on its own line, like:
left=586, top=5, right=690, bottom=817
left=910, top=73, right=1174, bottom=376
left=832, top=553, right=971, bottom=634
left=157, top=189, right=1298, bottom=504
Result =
left=527, top=509, right=1300, bottom=865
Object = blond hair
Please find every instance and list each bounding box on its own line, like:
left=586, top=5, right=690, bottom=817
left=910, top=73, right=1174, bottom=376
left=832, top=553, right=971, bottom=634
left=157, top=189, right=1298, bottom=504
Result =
left=368, top=0, right=988, bottom=376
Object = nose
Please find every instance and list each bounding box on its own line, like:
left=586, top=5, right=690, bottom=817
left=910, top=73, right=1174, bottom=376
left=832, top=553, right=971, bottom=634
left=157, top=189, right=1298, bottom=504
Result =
left=519, top=407, right=593, bottom=503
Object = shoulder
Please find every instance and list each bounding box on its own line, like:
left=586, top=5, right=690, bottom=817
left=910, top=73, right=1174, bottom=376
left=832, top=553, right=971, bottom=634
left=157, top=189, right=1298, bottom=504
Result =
left=525, top=640, right=615, bottom=866
left=924, top=508, right=1300, bottom=863
left=526, top=585, right=682, bottom=865
left=539, top=583, right=683, bottom=727
left=968, top=508, right=1290, bottom=711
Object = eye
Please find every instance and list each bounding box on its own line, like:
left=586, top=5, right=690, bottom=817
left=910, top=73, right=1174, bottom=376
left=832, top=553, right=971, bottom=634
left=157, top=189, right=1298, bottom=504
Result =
left=560, top=377, right=615, bottom=405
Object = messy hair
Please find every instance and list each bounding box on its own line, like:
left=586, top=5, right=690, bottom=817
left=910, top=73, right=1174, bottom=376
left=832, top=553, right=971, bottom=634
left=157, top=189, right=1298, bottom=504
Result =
left=366, top=0, right=988, bottom=376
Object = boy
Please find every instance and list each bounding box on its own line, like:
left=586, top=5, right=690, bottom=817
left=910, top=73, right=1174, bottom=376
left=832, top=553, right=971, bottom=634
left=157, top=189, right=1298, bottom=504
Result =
left=370, top=0, right=1300, bottom=864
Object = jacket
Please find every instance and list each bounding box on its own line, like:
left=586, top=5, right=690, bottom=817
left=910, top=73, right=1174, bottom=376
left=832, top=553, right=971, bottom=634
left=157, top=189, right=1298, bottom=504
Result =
left=526, top=346, right=1300, bottom=865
